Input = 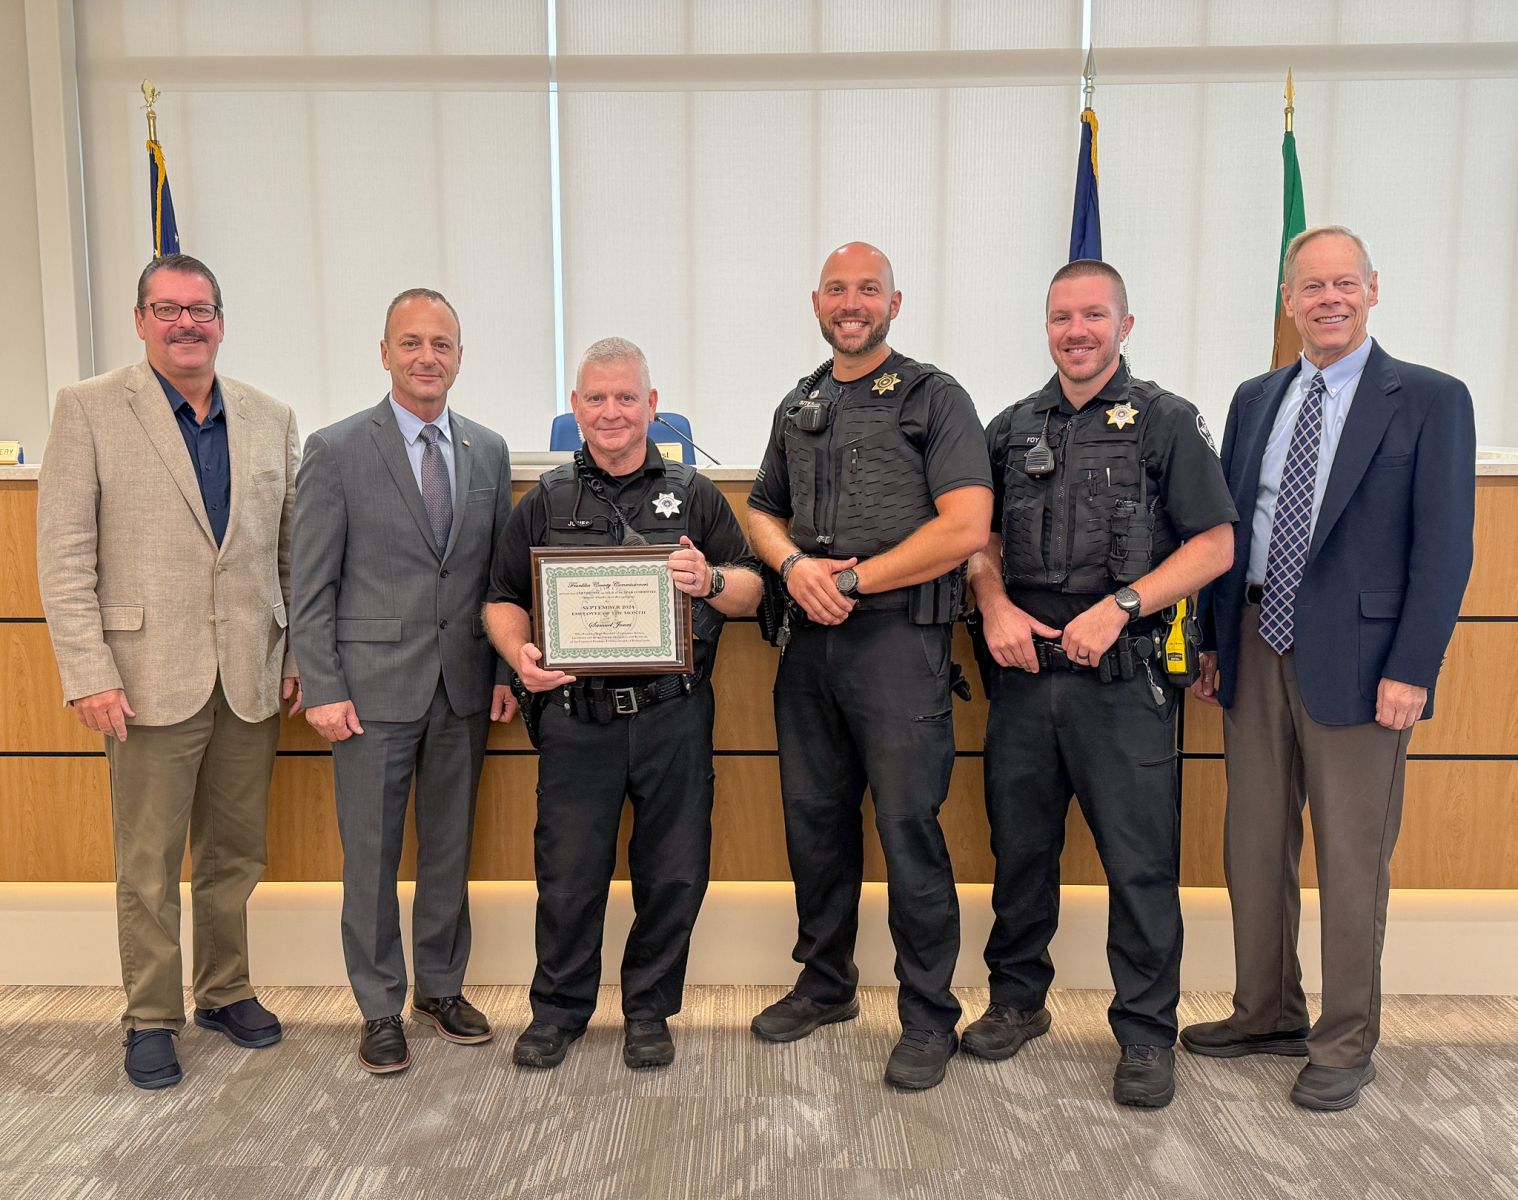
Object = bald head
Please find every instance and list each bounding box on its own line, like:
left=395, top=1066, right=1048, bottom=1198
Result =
left=819, top=242, right=895, bottom=294
left=813, top=242, right=901, bottom=365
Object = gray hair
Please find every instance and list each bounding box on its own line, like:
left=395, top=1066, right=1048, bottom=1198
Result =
left=1283, top=225, right=1374, bottom=286
left=576, top=336, right=651, bottom=392
left=137, top=253, right=222, bottom=309
left=384, top=287, right=461, bottom=341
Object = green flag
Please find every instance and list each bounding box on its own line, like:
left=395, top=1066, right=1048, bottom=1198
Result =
left=1272, top=129, right=1307, bottom=369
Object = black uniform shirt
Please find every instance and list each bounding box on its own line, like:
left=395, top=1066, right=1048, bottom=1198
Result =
left=986, top=363, right=1237, bottom=628
left=748, top=350, right=992, bottom=523
left=487, top=440, right=757, bottom=610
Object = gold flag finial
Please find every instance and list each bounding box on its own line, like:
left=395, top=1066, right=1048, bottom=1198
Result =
left=141, top=79, right=160, bottom=143
left=1284, top=68, right=1295, bottom=134
left=1082, top=46, right=1096, bottom=109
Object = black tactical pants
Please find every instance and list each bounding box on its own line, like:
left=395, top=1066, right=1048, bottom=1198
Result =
left=529, top=681, right=715, bottom=1029
left=774, top=613, right=962, bottom=1033
left=982, top=661, right=1182, bottom=1046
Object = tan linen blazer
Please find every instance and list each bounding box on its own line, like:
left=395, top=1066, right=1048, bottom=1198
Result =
left=36, top=360, right=300, bottom=726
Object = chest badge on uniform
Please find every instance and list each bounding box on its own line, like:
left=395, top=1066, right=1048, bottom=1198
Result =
left=871, top=372, right=901, bottom=395
left=1106, top=402, right=1139, bottom=429
left=652, top=492, right=682, bottom=518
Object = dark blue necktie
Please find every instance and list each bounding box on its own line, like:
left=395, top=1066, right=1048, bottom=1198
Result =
left=1258, top=370, right=1326, bottom=654
left=418, top=424, right=453, bottom=550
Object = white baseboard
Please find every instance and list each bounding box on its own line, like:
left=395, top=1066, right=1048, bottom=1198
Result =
left=2, top=882, right=1515, bottom=994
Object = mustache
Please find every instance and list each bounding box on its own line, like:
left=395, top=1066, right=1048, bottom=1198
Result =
left=168, top=330, right=207, bottom=343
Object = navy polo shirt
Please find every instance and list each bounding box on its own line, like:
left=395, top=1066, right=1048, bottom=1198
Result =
left=155, top=369, right=231, bottom=545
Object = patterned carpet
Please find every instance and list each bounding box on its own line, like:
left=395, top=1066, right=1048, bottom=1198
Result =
left=1, top=985, right=1515, bottom=1200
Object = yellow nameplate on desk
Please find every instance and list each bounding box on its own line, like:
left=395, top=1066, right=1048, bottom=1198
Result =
left=0, top=441, right=22, bottom=466
left=655, top=443, right=682, bottom=462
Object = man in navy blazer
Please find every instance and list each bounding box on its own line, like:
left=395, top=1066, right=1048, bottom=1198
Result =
left=1180, top=226, right=1475, bottom=1111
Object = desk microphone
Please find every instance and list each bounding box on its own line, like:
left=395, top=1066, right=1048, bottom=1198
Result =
left=653, top=415, right=722, bottom=466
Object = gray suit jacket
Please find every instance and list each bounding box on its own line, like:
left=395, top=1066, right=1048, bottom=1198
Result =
left=36, top=361, right=299, bottom=725
left=290, top=397, right=511, bottom=724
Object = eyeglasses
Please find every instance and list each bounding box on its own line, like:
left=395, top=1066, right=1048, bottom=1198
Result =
left=141, top=302, right=221, bottom=323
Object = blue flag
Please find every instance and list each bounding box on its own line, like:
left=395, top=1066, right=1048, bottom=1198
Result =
left=1068, top=107, right=1101, bottom=261
left=147, top=139, right=180, bottom=257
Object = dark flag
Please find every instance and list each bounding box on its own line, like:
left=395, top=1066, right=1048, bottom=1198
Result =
left=1068, top=106, right=1101, bottom=262
left=147, top=137, right=180, bottom=257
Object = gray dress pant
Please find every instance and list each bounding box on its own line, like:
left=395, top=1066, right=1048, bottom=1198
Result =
left=332, top=677, right=491, bottom=1019
left=1222, top=602, right=1413, bottom=1068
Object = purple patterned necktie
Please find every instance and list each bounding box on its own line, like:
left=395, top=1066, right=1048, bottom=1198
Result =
left=1258, top=370, right=1326, bottom=654
left=418, top=423, right=453, bottom=550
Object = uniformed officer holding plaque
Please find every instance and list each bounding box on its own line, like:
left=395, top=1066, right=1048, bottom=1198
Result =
left=964, top=260, right=1236, bottom=1107
left=484, top=337, right=760, bottom=1071
left=746, top=242, right=993, bottom=1091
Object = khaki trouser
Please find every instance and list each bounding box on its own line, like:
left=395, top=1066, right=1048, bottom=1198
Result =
left=104, top=678, right=280, bottom=1032
left=1222, top=603, right=1412, bottom=1068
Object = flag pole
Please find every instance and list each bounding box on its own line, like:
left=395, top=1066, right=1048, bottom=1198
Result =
left=1284, top=68, right=1295, bottom=135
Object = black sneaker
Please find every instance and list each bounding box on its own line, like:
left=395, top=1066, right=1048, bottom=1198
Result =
left=194, top=997, right=283, bottom=1048
left=358, top=1015, right=410, bottom=1075
left=1113, top=1044, right=1175, bottom=1108
left=512, top=1020, right=585, bottom=1069
left=961, top=1004, right=1051, bottom=1061
left=750, top=993, right=860, bottom=1043
left=123, top=1029, right=182, bottom=1090
left=884, top=1028, right=959, bottom=1090
left=623, top=1019, right=675, bottom=1069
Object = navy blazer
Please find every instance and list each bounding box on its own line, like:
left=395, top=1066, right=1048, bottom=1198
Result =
left=1204, top=340, right=1475, bottom=726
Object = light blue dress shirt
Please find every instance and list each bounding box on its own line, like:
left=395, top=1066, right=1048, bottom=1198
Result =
left=1247, top=336, right=1374, bottom=584
left=388, top=395, right=458, bottom=505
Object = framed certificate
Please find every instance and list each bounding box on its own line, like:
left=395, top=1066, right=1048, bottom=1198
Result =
left=530, top=545, right=693, bottom=675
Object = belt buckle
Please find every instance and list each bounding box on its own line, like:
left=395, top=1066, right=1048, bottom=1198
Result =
left=612, top=687, right=639, bottom=715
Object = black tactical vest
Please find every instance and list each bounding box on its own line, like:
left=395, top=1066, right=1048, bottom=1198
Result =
left=539, top=455, right=723, bottom=668
left=1000, top=376, right=1181, bottom=593
left=782, top=359, right=941, bottom=559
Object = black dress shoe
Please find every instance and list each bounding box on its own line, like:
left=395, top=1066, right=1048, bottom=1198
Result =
left=123, top=1029, right=182, bottom=1090
left=512, top=1020, right=585, bottom=1069
left=358, top=1015, right=410, bottom=1074
left=411, top=992, right=493, bottom=1044
left=623, top=1019, right=675, bottom=1069
left=1180, top=1018, right=1308, bottom=1058
left=1291, top=1061, right=1377, bottom=1111
left=751, top=992, right=860, bottom=1043
left=1113, top=1044, right=1175, bottom=1108
left=194, top=997, right=283, bottom=1048
left=961, top=1004, right=1051, bottom=1061
left=884, top=1029, right=959, bottom=1090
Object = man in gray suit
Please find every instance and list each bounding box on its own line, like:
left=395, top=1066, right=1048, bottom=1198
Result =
left=291, top=288, right=515, bottom=1074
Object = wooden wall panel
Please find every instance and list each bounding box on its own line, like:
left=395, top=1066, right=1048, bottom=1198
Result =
left=2, top=622, right=98, bottom=751
left=7, top=476, right=1516, bottom=888
left=1181, top=759, right=1518, bottom=889
left=0, top=482, right=43, bottom=617
left=1463, top=478, right=1518, bottom=616
left=0, top=758, right=113, bottom=881
left=1182, top=621, right=1518, bottom=757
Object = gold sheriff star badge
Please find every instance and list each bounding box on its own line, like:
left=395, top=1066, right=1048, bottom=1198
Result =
left=1106, top=402, right=1139, bottom=429
left=871, top=372, right=901, bottom=395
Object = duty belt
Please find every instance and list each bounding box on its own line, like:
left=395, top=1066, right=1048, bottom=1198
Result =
left=1031, top=633, right=1155, bottom=683
left=563, top=673, right=702, bottom=723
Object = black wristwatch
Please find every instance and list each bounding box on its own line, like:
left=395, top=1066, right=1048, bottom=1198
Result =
left=835, top=567, right=860, bottom=599
left=1113, top=586, right=1142, bottom=621
left=704, top=565, right=726, bottom=599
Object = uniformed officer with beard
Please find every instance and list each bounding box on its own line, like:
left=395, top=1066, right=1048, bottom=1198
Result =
left=964, top=260, right=1236, bottom=1107
left=746, top=242, right=993, bottom=1091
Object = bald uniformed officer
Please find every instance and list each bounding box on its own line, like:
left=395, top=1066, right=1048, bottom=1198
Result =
left=965, top=259, right=1236, bottom=1108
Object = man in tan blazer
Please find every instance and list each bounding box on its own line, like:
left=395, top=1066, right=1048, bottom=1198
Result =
left=36, top=253, right=301, bottom=1090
